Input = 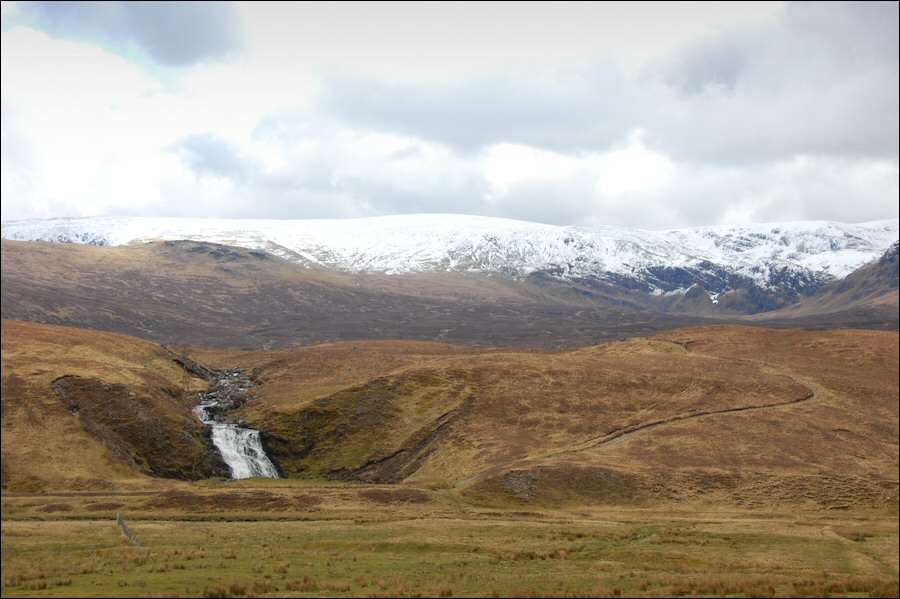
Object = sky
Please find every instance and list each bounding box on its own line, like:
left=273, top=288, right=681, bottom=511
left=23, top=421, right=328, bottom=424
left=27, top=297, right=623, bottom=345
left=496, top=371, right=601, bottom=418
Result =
left=1, top=1, right=898, bottom=229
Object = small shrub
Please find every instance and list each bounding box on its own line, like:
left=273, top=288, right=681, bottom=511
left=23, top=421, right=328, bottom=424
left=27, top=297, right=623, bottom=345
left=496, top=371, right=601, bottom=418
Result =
left=286, top=575, right=319, bottom=592
left=251, top=580, right=276, bottom=594
left=202, top=585, right=228, bottom=598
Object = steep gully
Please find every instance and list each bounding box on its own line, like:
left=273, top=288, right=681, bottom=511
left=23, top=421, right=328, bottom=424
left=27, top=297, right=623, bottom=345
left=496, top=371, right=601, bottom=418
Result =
left=169, top=350, right=278, bottom=480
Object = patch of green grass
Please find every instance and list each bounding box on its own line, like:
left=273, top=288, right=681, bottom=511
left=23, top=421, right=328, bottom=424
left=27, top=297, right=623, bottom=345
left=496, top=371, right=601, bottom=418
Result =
left=2, top=512, right=897, bottom=598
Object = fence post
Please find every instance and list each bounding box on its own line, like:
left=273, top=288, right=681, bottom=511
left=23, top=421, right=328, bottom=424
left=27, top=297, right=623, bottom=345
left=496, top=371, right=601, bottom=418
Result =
left=115, top=513, right=144, bottom=547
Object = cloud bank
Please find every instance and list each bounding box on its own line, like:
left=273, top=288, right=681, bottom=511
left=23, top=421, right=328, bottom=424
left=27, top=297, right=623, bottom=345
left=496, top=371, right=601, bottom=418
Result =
left=2, top=1, right=897, bottom=228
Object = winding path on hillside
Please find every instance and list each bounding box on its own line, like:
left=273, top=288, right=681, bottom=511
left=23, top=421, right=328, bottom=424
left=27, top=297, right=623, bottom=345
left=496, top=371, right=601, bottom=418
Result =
left=570, top=370, right=820, bottom=453
left=454, top=345, right=826, bottom=490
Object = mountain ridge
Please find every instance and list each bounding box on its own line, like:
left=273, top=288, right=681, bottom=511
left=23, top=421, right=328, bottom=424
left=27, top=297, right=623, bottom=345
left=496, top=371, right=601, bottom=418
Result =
left=1, top=238, right=714, bottom=349
left=755, top=240, right=899, bottom=326
left=4, top=215, right=896, bottom=304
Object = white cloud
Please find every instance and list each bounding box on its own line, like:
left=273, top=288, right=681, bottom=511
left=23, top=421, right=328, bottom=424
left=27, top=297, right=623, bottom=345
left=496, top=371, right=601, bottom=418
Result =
left=483, top=143, right=579, bottom=198
left=1, top=27, right=171, bottom=216
left=1, top=1, right=897, bottom=228
left=590, top=132, right=677, bottom=196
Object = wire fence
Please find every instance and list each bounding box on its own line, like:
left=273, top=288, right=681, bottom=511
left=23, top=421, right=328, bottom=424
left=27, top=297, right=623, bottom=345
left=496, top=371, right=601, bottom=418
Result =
left=115, top=513, right=144, bottom=547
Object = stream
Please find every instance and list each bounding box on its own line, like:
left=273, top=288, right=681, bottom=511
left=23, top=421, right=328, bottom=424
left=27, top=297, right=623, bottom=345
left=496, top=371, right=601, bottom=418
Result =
left=192, top=369, right=279, bottom=479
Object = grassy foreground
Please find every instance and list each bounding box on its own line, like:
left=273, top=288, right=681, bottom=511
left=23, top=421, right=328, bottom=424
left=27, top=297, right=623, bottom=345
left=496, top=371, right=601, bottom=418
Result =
left=2, top=488, right=898, bottom=598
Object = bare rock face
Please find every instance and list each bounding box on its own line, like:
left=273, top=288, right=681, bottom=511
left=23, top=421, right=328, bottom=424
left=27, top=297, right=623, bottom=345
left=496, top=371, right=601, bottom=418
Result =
left=197, top=369, right=259, bottom=416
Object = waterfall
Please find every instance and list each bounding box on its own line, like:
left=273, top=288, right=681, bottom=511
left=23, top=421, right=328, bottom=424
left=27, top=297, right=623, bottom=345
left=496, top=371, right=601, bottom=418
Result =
left=194, top=401, right=279, bottom=479
left=212, top=426, right=280, bottom=479
left=192, top=369, right=279, bottom=480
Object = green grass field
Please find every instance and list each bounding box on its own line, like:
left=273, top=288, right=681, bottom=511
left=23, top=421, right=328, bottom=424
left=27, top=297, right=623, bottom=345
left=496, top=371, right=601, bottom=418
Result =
left=2, top=488, right=897, bottom=598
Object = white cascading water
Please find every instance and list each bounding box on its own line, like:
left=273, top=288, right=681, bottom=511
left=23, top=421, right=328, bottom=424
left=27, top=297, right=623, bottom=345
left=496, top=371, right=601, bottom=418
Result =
left=194, top=401, right=279, bottom=479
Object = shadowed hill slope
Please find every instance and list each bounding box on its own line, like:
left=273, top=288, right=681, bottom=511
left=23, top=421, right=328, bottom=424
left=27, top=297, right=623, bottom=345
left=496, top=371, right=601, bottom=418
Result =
left=7, top=237, right=898, bottom=354
left=1, top=239, right=716, bottom=349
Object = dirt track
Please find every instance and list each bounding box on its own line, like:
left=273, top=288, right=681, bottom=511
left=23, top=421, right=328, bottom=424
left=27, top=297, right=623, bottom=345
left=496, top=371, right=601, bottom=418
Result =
left=455, top=350, right=824, bottom=490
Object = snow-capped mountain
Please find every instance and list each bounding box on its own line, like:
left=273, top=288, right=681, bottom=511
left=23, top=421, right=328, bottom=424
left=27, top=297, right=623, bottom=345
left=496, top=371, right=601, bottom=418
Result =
left=3, top=214, right=897, bottom=302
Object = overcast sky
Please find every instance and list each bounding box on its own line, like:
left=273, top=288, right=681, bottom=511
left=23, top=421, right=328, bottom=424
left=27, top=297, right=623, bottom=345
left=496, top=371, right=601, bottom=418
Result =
left=1, top=1, right=898, bottom=228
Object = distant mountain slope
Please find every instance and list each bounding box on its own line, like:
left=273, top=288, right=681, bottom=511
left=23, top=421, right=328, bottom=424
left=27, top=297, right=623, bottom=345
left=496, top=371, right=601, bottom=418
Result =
left=3, top=215, right=897, bottom=314
left=755, top=241, right=899, bottom=330
left=800, top=240, right=898, bottom=310
left=1, top=239, right=713, bottom=349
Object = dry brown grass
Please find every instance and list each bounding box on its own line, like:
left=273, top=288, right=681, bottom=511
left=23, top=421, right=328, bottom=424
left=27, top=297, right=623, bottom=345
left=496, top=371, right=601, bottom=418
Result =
left=209, top=331, right=829, bottom=494
left=461, top=326, right=898, bottom=508
left=224, top=327, right=896, bottom=512
left=1, top=319, right=205, bottom=491
left=2, top=319, right=897, bottom=513
left=194, top=339, right=476, bottom=413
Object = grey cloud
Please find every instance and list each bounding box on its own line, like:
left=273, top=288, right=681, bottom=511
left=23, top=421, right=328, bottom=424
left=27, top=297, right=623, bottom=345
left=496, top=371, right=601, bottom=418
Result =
left=648, top=1, right=899, bottom=164
left=645, top=156, right=899, bottom=227
left=485, top=175, right=602, bottom=226
left=173, top=133, right=251, bottom=180
left=233, top=167, right=490, bottom=222
left=145, top=2, right=900, bottom=229
left=21, top=1, right=241, bottom=66
left=172, top=121, right=492, bottom=220
left=656, top=31, right=750, bottom=95
left=320, top=64, right=641, bottom=154
left=330, top=168, right=489, bottom=218
left=8, top=2, right=895, bottom=228
left=317, top=1, right=897, bottom=168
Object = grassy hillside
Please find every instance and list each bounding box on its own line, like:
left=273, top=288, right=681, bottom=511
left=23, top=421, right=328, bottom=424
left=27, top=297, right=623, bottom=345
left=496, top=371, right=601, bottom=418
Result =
left=468, top=326, right=899, bottom=509
left=1, top=320, right=218, bottom=491
left=3, top=320, right=897, bottom=597
left=226, top=326, right=897, bottom=510
left=3, top=320, right=896, bottom=512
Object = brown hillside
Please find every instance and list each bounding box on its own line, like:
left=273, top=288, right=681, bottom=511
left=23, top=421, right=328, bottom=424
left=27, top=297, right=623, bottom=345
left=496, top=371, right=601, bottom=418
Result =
left=757, top=242, right=899, bottom=330
left=468, top=326, right=899, bottom=508
left=5, top=239, right=897, bottom=355
left=207, top=326, right=898, bottom=509
left=0, top=238, right=712, bottom=349
left=1, top=320, right=218, bottom=491
left=2, top=320, right=896, bottom=510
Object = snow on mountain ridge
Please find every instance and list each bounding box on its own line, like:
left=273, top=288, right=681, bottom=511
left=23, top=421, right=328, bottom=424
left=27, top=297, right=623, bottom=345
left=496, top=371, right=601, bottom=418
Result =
left=2, top=214, right=897, bottom=293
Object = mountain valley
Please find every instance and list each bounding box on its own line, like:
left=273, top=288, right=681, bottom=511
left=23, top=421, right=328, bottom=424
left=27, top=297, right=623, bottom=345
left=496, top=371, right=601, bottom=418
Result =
left=2, top=216, right=898, bottom=598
